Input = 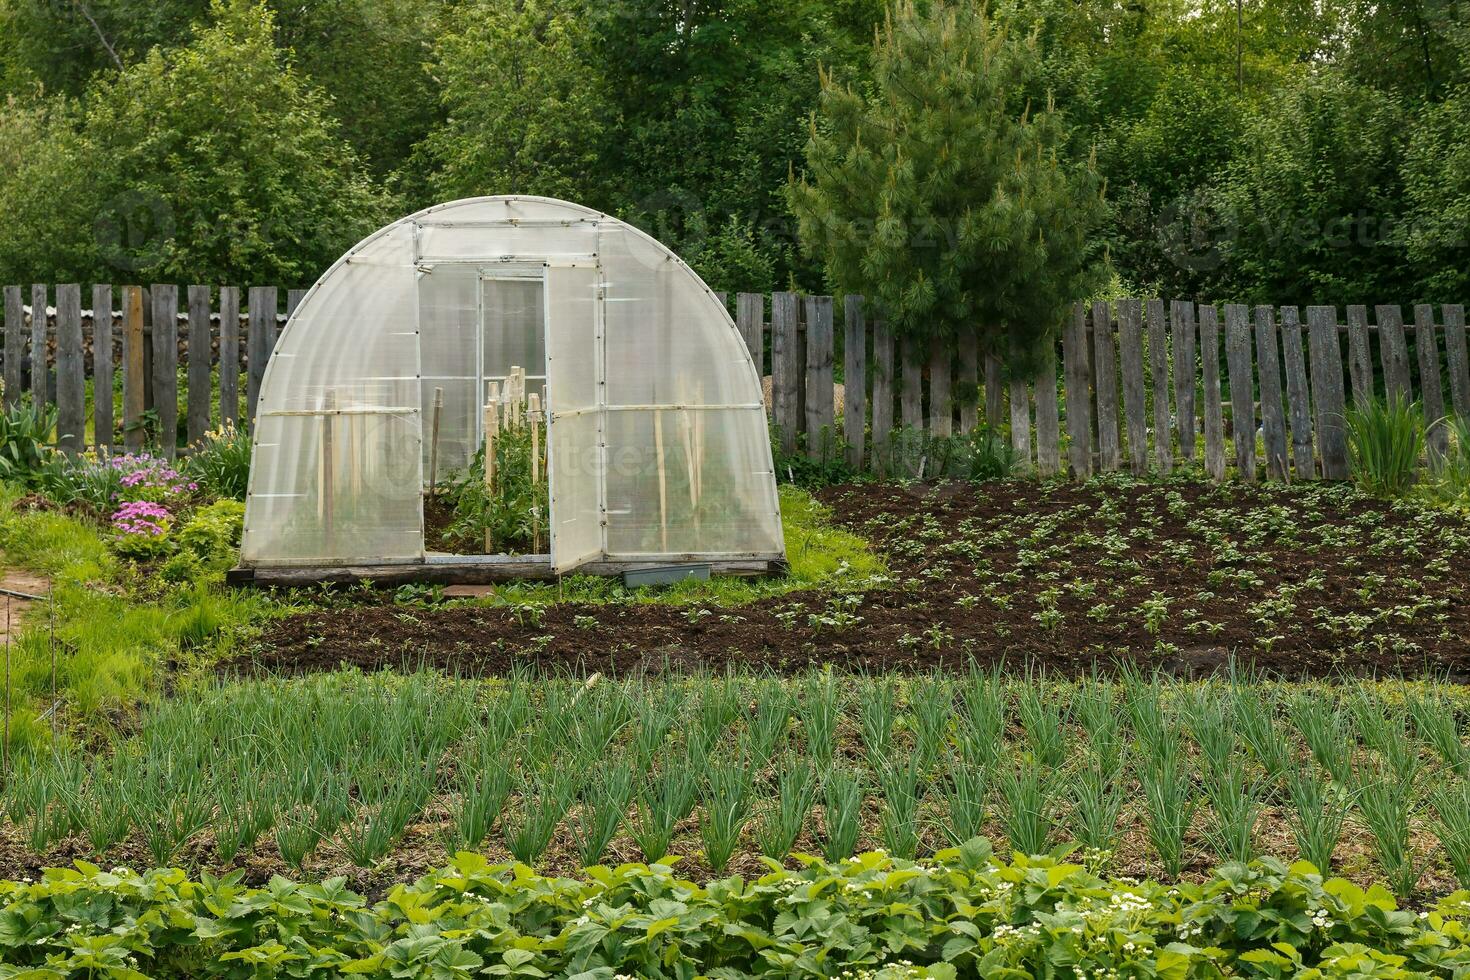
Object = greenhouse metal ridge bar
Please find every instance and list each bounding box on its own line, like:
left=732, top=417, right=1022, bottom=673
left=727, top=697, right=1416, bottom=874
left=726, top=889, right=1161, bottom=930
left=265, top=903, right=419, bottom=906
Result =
left=263, top=407, right=418, bottom=417
left=550, top=403, right=763, bottom=420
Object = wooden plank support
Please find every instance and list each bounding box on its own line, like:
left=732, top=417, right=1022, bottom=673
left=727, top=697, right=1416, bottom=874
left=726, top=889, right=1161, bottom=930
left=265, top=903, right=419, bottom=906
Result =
left=30, top=284, right=47, bottom=407
left=1146, top=299, right=1172, bottom=474
left=1307, top=306, right=1349, bottom=480
left=957, top=328, right=979, bottom=433
left=1376, top=304, right=1413, bottom=405
left=1171, top=300, right=1198, bottom=461
left=1034, top=345, right=1061, bottom=476
left=219, top=286, right=240, bottom=426
left=186, top=286, right=212, bottom=446
left=804, top=294, right=834, bottom=459
left=1008, top=375, right=1031, bottom=467
left=1063, top=303, right=1093, bottom=477
left=246, top=286, right=277, bottom=430
left=91, top=285, right=112, bottom=450
left=1223, top=304, right=1256, bottom=481
left=1091, top=300, right=1121, bottom=472
left=928, top=335, right=951, bottom=438
left=1345, top=305, right=1374, bottom=406
left=736, top=293, right=763, bottom=373
left=1116, top=298, right=1148, bottom=475
left=1414, top=304, right=1448, bottom=459
left=54, top=284, right=84, bottom=454
left=842, top=295, right=866, bottom=470
left=1198, top=305, right=1226, bottom=482
left=984, top=352, right=1003, bottom=431
left=1279, top=307, right=1315, bottom=479
left=121, top=286, right=146, bottom=451
left=770, top=291, right=799, bottom=455
left=871, top=317, right=894, bottom=472
left=900, top=334, right=922, bottom=430
left=1444, top=304, right=1470, bottom=420
left=1253, top=305, right=1288, bottom=481
left=2, top=287, right=21, bottom=410
left=151, top=284, right=179, bottom=457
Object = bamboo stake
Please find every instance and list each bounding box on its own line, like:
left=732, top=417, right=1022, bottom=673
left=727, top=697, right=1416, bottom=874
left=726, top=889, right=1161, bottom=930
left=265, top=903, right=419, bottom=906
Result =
left=654, top=409, right=668, bottom=552
left=528, top=392, right=542, bottom=552
left=427, top=386, right=444, bottom=494
left=483, top=396, right=498, bottom=554
left=48, top=599, right=55, bottom=739
left=322, top=389, right=336, bottom=553
left=4, top=595, right=10, bottom=778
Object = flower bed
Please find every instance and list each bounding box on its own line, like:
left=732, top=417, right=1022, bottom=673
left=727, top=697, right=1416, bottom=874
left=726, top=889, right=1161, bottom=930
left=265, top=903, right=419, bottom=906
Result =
left=2, top=847, right=1468, bottom=978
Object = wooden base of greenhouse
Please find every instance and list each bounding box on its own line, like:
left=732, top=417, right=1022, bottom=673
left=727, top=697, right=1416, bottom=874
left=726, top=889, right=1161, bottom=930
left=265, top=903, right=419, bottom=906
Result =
left=225, top=556, right=787, bottom=588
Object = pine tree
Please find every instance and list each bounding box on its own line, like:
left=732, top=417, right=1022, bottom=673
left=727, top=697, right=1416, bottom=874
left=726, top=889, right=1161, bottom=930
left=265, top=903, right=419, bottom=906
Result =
left=789, top=0, right=1107, bottom=370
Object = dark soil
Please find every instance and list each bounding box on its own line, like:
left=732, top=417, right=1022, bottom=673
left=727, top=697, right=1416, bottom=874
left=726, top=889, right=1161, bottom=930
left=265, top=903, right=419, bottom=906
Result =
left=231, top=477, right=1470, bottom=681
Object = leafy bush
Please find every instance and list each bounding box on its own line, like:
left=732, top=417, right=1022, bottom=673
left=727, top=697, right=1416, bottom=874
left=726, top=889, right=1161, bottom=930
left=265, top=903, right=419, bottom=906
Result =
left=1, top=848, right=1468, bottom=978
left=32, top=452, right=125, bottom=512
left=109, top=500, right=173, bottom=560
left=1346, top=398, right=1425, bottom=497
left=439, top=420, right=547, bottom=554
left=174, top=499, right=245, bottom=566
left=0, top=400, right=58, bottom=487
left=183, top=420, right=251, bottom=501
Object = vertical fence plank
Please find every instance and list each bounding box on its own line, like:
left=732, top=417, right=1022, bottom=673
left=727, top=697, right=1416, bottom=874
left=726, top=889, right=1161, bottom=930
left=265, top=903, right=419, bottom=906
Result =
left=151, top=284, right=179, bottom=457
left=957, top=328, right=979, bottom=433
left=122, top=286, right=146, bottom=451
left=804, top=294, right=834, bottom=459
left=1279, top=307, right=1314, bottom=478
left=769, top=292, right=799, bottom=454
left=1414, top=304, right=1448, bottom=458
left=219, top=286, right=240, bottom=427
left=187, top=285, right=212, bottom=445
left=1253, top=305, right=1288, bottom=481
left=842, top=295, right=866, bottom=470
left=1170, top=300, right=1198, bottom=461
left=1146, top=299, right=1172, bottom=474
left=984, top=353, right=1004, bottom=430
left=1008, top=375, right=1031, bottom=467
left=1034, top=346, right=1061, bottom=476
left=286, top=288, right=307, bottom=319
left=91, top=285, right=113, bottom=450
left=1224, top=304, right=1257, bottom=481
left=55, top=285, right=84, bottom=454
left=1063, top=303, right=1093, bottom=477
left=246, top=287, right=271, bottom=430
left=1091, top=301, right=1121, bottom=472
left=1117, top=298, right=1147, bottom=475
left=1444, top=305, right=1470, bottom=419
left=736, top=293, right=763, bottom=372
left=30, top=284, right=48, bottom=406
left=3, top=287, right=22, bottom=410
left=1307, top=306, right=1349, bottom=480
left=900, top=335, right=922, bottom=430
left=928, top=335, right=952, bottom=438
left=1345, top=305, right=1374, bottom=406
left=871, top=318, right=894, bottom=471
left=1376, top=304, right=1413, bottom=404
left=1199, top=305, right=1226, bottom=481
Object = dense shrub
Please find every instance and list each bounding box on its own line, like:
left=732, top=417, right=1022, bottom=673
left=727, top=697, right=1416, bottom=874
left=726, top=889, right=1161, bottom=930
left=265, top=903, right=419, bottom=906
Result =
left=183, top=420, right=251, bottom=501
left=1, top=847, right=1467, bottom=978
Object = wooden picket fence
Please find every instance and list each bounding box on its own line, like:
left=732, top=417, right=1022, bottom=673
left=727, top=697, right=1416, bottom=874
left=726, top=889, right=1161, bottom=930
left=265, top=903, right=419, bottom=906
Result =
left=7, top=283, right=1470, bottom=483
left=740, top=292, right=1470, bottom=481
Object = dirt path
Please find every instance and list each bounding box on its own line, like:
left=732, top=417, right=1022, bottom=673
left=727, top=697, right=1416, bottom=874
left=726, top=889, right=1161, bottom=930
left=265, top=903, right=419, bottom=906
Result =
left=0, top=569, right=50, bottom=643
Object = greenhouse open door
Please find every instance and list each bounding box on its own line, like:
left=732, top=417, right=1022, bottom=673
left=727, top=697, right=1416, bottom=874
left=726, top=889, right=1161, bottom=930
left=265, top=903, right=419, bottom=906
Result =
left=544, top=263, right=606, bottom=574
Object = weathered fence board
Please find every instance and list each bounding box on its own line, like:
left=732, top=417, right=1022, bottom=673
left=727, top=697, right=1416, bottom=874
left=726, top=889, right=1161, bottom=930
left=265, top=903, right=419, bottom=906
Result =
left=122, top=286, right=146, bottom=451
left=1008, top=375, right=1031, bottom=466
left=219, top=286, right=241, bottom=427
left=1253, top=305, right=1288, bottom=481
left=1146, top=299, right=1171, bottom=474
left=984, top=353, right=1003, bottom=430
left=1445, top=304, right=1470, bottom=419
left=3, top=287, right=21, bottom=410
left=928, top=336, right=951, bottom=438
left=1414, top=304, right=1448, bottom=458
left=1224, top=304, right=1257, bottom=481
left=92, top=285, right=113, bottom=448
left=1279, top=307, right=1314, bottom=479
left=803, top=294, right=834, bottom=459
left=1199, top=305, right=1227, bottom=481
left=1034, top=349, right=1061, bottom=476
left=1345, top=305, right=1373, bottom=406
left=843, top=295, right=866, bottom=470
left=1307, top=306, right=1349, bottom=480
left=1063, top=303, right=1092, bottom=477
left=151, top=285, right=179, bottom=458
left=957, top=329, right=978, bottom=433
left=186, top=286, right=212, bottom=446
left=736, top=294, right=763, bottom=372
left=901, top=335, right=922, bottom=430
left=30, top=284, right=47, bottom=406
left=1170, top=300, right=1197, bottom=461
left=1117, top=298, right=1148, bottom=475
left=1376, top=305, right=1413, bottom=404
left=55, top=284, right=84, bottom=454
left=1091, top=300, right=1122, bottom=472
left=871, top=317, right=894, bottom=469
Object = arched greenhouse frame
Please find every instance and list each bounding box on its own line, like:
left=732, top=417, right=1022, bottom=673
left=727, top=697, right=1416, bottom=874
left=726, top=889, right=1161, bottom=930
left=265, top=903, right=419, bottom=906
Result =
left=233, top=196, right=786, bottom=584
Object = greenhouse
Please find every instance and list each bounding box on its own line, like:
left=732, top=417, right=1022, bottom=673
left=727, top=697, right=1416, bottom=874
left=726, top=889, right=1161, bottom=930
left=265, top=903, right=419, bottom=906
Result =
left=235, top=196, right=786, bottom=583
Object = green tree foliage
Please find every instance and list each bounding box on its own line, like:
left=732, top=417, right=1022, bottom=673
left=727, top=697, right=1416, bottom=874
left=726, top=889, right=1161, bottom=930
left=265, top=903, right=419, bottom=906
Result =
left=1403, top=89, right=1470, bottom=299
left=0, top=0, right=391, bottom=286
left=1209, top=73, right=1410, bottom=305
left=416, top=0, right=610, bottom=204
left=789, top=1, right=1107, bottom=367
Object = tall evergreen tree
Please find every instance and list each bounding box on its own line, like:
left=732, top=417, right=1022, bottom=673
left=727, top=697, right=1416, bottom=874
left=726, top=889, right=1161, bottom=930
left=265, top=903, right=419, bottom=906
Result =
left=788, top=0, right=1107, bottom=369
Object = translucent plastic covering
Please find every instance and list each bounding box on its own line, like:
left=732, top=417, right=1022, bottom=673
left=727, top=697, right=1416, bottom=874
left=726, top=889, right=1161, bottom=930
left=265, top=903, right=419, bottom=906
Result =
left=242, top=197, right=784, bottom=570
